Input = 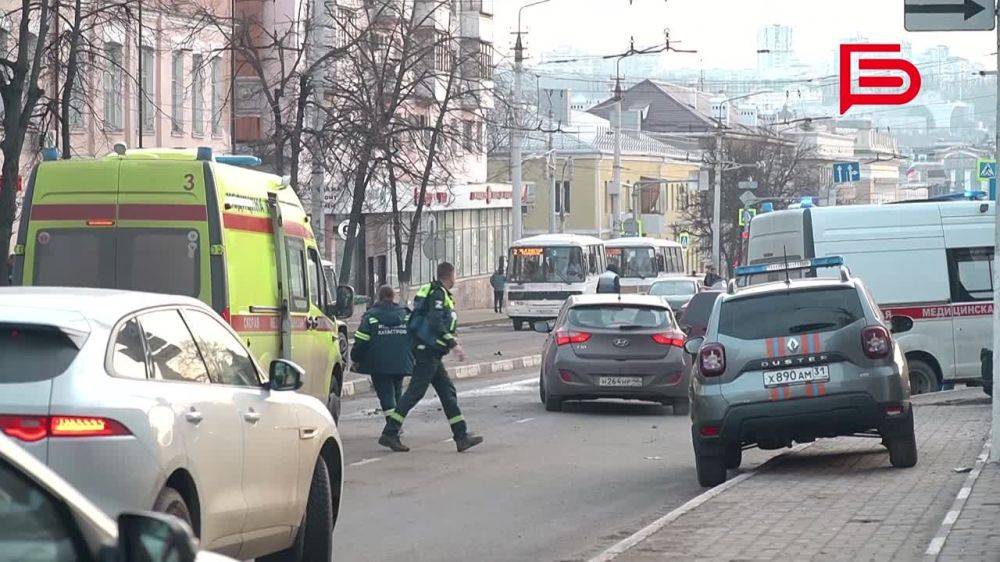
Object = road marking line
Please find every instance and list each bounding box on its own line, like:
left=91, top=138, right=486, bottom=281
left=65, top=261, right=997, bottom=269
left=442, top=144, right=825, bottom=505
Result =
left=349, top=457, right=382, bottom=467
left=514, top=417, right=535, bottom=424
left=926, top=438, right=991, bottom=559
left=588, top=443, right=810, bottom=562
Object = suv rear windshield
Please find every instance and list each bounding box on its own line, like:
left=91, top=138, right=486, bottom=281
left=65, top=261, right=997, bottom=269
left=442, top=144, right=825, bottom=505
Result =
left=718, top=287, right=865, bottom=340
left=33, top=228, right=200, bottom=297
left=569, top=305, right=672, bottom=330
left=0, top=324, right=80, bottom=383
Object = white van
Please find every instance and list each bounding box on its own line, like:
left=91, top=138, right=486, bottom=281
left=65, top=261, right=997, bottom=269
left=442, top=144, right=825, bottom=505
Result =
left=746, top=201, right=994, bottom=393
left=505, top=234, right=607, bottom=331
left=604, top=237, right=686, bottom=294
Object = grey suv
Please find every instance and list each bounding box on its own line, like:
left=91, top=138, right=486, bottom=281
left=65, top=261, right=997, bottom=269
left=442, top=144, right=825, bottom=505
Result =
left=686, top=259, right=916, bottom=487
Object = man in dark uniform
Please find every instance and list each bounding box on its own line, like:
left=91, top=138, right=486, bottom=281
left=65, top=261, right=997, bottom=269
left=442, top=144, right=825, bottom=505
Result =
left=351, top=285, right=413, bottom=420
left=379, top=262, right=484, bottom=453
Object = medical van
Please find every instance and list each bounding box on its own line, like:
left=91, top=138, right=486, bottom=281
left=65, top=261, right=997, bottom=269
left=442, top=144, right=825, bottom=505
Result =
left=11, top=146, right=355, bottom=419
left=745, top=200, right=993, bottom=394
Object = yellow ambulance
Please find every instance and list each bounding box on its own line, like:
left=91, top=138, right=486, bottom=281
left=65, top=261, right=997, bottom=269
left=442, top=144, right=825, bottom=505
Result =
left=11, top=146, right=355, bottom=420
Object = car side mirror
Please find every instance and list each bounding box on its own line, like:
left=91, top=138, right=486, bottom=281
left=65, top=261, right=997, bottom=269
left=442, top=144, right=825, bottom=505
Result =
left=532, top=320, right=554, bottom=334
left=684, top=337, right=704, bottom=356
left=328, top=285, right=356, bottom=320
left=269, top=359, right=305, bottom=391
left=889, top=315, right=913, bottom=334
left=118, top=511, right=197, bottom=562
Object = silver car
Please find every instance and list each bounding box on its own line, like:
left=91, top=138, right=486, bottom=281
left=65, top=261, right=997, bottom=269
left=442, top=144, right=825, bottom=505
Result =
left=649, top=277, right=702, bottom=318
left=686, top=258, right=916, bottom=487
left=535, top=294, right=691, bottom=413
left=0, top=433, right=234, bottom=562
left=0, top=287, right=343, bottom=561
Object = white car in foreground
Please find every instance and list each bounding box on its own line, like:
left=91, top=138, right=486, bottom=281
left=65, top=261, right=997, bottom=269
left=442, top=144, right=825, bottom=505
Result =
left=0, top=432, right=234, bottom=562
left=0, top=287, right=343, bottom=561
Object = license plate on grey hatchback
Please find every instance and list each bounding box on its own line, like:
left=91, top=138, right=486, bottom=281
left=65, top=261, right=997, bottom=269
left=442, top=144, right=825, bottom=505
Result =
left=598, top=376, right=643, bottom=387
left=762, top=365, right=830, bottom=387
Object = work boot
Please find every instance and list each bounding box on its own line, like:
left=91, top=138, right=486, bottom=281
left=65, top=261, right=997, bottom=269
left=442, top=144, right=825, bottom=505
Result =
left=455, top=433, right=484, bottom=452
left=378, top=434, right=410, bottom=452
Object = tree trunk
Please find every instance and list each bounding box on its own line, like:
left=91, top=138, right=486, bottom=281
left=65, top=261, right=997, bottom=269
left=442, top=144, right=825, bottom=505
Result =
left=338, top=142, right=374, bottom=287
left=60, top=0, right=83, bottom=158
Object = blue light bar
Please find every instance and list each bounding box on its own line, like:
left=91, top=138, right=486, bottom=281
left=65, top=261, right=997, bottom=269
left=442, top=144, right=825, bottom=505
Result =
left=216, top=155, right=262, bottom=167
left=735, top=256, right=844, bottom=277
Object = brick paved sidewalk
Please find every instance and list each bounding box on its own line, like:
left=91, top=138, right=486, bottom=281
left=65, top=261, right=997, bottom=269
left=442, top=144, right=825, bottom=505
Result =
left=612, top=389, right=991, bottom=562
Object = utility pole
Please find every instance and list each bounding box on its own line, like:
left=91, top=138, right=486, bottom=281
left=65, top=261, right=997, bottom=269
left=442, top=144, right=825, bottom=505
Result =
left=559, top=156, right=573, bottom=233
left=611, top=77, right=623, bottom=237
left=511, top=32, right=524, bottom=242
left=712, top=119, right=723, bottom=271
left=547, top=110, right=556, bottom=234
left=991, top=10, right=1000, bottom=462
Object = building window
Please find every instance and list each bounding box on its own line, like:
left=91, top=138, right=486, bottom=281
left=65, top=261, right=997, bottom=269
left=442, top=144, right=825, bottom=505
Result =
left=171, top=52, right=184, bottom=133
left=191, top=53, right=204, bottom=136
left=103, top=43, right=123, bottom=130
left=211, top=57, right=223, bottom=136
left=462, top=120, right=474, bottom=151
left=478, top=41, right=493, bottom=79
left=335, top=6, right=354, bottom=49
left=434, top=32, right=451, bottom=71
left=67, top=70, right=85, bottom=129
left=140, top=46, right=155, bottom=132
left=555, top=180, right=571, bottom=214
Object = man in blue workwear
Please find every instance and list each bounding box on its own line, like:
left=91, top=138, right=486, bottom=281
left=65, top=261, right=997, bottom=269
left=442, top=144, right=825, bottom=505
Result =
left=379, top=262, right=484, bottom=453
left=351, top=285, right=413, bottom=420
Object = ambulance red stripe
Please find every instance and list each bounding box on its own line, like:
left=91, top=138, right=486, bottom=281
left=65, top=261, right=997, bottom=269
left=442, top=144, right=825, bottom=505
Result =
left=223, top=213, right=314, bottom=239
left=882, top=303, right=993, bottom=320
left=118, top=204, right=207, bottom=221
left=31, top=204, right=116, bottom=221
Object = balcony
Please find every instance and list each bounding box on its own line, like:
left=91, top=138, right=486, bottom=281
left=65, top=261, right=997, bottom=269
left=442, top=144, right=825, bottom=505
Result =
left=459, top=0, right=493, bottom=16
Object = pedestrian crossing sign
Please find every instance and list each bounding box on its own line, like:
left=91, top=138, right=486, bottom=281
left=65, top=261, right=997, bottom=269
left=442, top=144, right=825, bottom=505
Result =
left=978, top=159, right=996, bottom=180
left=738, top=208, right=757, bottom=227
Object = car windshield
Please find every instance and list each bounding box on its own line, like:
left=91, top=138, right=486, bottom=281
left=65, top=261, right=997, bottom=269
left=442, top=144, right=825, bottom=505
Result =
left=607, top=247, right=656, bottom=278
left=718, top=287, right=865, bottom=340
left=650, top=280, right=697, bottom=296
left=569, top=305, right=672, bottom=330
left=508, top=246, right=586, bottom=284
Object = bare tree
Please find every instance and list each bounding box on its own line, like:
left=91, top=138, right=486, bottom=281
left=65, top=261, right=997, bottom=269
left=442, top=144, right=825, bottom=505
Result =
left=679, top=131, right=820, bottom=272
left=1, top=0, right=54, bottom=285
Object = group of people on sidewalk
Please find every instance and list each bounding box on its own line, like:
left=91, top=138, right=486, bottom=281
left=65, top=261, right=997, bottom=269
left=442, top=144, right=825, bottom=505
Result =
left=350, top=262, right=484, bottom=453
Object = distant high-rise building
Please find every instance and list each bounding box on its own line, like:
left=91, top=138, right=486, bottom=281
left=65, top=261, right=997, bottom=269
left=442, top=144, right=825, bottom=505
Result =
left=757, top=24, right=794, bottom=73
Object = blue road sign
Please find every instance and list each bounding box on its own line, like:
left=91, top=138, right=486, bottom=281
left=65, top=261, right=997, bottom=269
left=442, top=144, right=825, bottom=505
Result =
left=832, top=162, right=861, bottom=184
left=978, top=159, right=996, bottom=180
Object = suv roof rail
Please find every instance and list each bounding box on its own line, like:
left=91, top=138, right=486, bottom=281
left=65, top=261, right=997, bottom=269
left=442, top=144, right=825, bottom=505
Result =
left=839, top=265, right=851, bottom=282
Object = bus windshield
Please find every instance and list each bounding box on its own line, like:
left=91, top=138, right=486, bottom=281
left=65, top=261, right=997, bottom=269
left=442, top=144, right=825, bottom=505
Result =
left=509, top=246, right=586, bottom=284
left=608, top=247, right=657, bottom=278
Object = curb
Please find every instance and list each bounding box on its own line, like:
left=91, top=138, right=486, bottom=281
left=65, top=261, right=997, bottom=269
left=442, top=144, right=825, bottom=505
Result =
left=925, top=437, right=991, bottom=559
left=341, top=354, right=542, bottom=398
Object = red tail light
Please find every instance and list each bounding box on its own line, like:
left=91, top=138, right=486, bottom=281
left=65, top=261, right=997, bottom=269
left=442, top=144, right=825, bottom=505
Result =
left=555, top=329, right=591, bottom=346
left=651, top=331, right=686, bottom=348
left=699, top=342, right=727, bottom=377
left=0, top=415, right=131, bottom=442
left=862, top=326, right=892, bottom=359
left=699, top=425, right=721, bottom=437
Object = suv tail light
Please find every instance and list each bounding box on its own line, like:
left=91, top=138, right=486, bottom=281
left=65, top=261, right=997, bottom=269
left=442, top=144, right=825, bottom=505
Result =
left=862, top=326, right=892, bottom=359
left=651, top=331, right=686, bottom=348
left=699, top=343, right=727, bottom=377
left=0, top=415, right=131, bottom=443
left=555, top=329, right=591, bottom=346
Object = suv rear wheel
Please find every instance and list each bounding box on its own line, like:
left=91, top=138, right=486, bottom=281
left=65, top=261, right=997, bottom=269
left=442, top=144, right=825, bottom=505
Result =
left=724, top=443, right=742, bottom=470
left=153, top=487, right=193, bottom=531
left=539, top=373, right=562, bottom=412
left=695, top=449, right=727, bottom=487
left=513, top=318, right=525, bottom=331
left=885, top=411, right=918, bottom=468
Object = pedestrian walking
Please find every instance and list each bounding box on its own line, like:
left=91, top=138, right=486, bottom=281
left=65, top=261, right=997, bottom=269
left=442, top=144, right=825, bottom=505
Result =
left=379, top=262, right=484, bottom=453
left=489, top=263, right=506, bottom=313
left=350, top=285, right=413, bottom=421
left=703, top=265, right=723, bottom=288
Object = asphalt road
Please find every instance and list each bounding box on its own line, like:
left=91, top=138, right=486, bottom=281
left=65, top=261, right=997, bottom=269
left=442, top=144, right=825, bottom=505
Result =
left=333, top=366, right=785, bottom=562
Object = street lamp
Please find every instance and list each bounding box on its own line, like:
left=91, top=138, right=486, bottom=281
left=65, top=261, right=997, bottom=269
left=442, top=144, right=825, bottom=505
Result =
left=511, top=0, right=555, bottom=243
left=709, top=89, right=774, bottom=272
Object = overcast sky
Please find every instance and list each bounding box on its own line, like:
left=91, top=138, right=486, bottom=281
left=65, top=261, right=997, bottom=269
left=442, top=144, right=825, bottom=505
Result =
left=493, top=0, right=998, bottom=71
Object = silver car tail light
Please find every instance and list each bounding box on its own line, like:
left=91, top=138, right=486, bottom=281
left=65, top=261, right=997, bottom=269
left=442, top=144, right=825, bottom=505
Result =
left=0, top=415, right=131, bottom=443
left=861, top=326, right=891, bottom=359
left=699, top=343, right=726, bottom=377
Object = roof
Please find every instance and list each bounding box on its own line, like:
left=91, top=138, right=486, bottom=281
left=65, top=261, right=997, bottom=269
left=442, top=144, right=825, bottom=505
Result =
left=588, top=80, right=736, bottom=135
left=726, top=278, right=858, bottom=301
left=605, top=236, right=681, bottom=248
left=511, top=233, right=605, bottom=247
left=567, top=293, right=670, bottom=308
left=0, top=287, right=209, bottom=330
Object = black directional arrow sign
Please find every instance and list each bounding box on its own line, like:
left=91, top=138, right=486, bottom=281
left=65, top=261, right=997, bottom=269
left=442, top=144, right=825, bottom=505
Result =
left=904, top=0, right=995, bottom=31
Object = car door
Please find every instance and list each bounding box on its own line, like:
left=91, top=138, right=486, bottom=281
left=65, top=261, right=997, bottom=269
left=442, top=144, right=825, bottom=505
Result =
left=284, top=237, right=328, bottom=400
left=181, top=309, right=301, bottom=554
left=138, top=308, right=246, bottom=552
left=948, top=247, right=994, bottom=379
left=306, top=246, right=337, bottom=384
